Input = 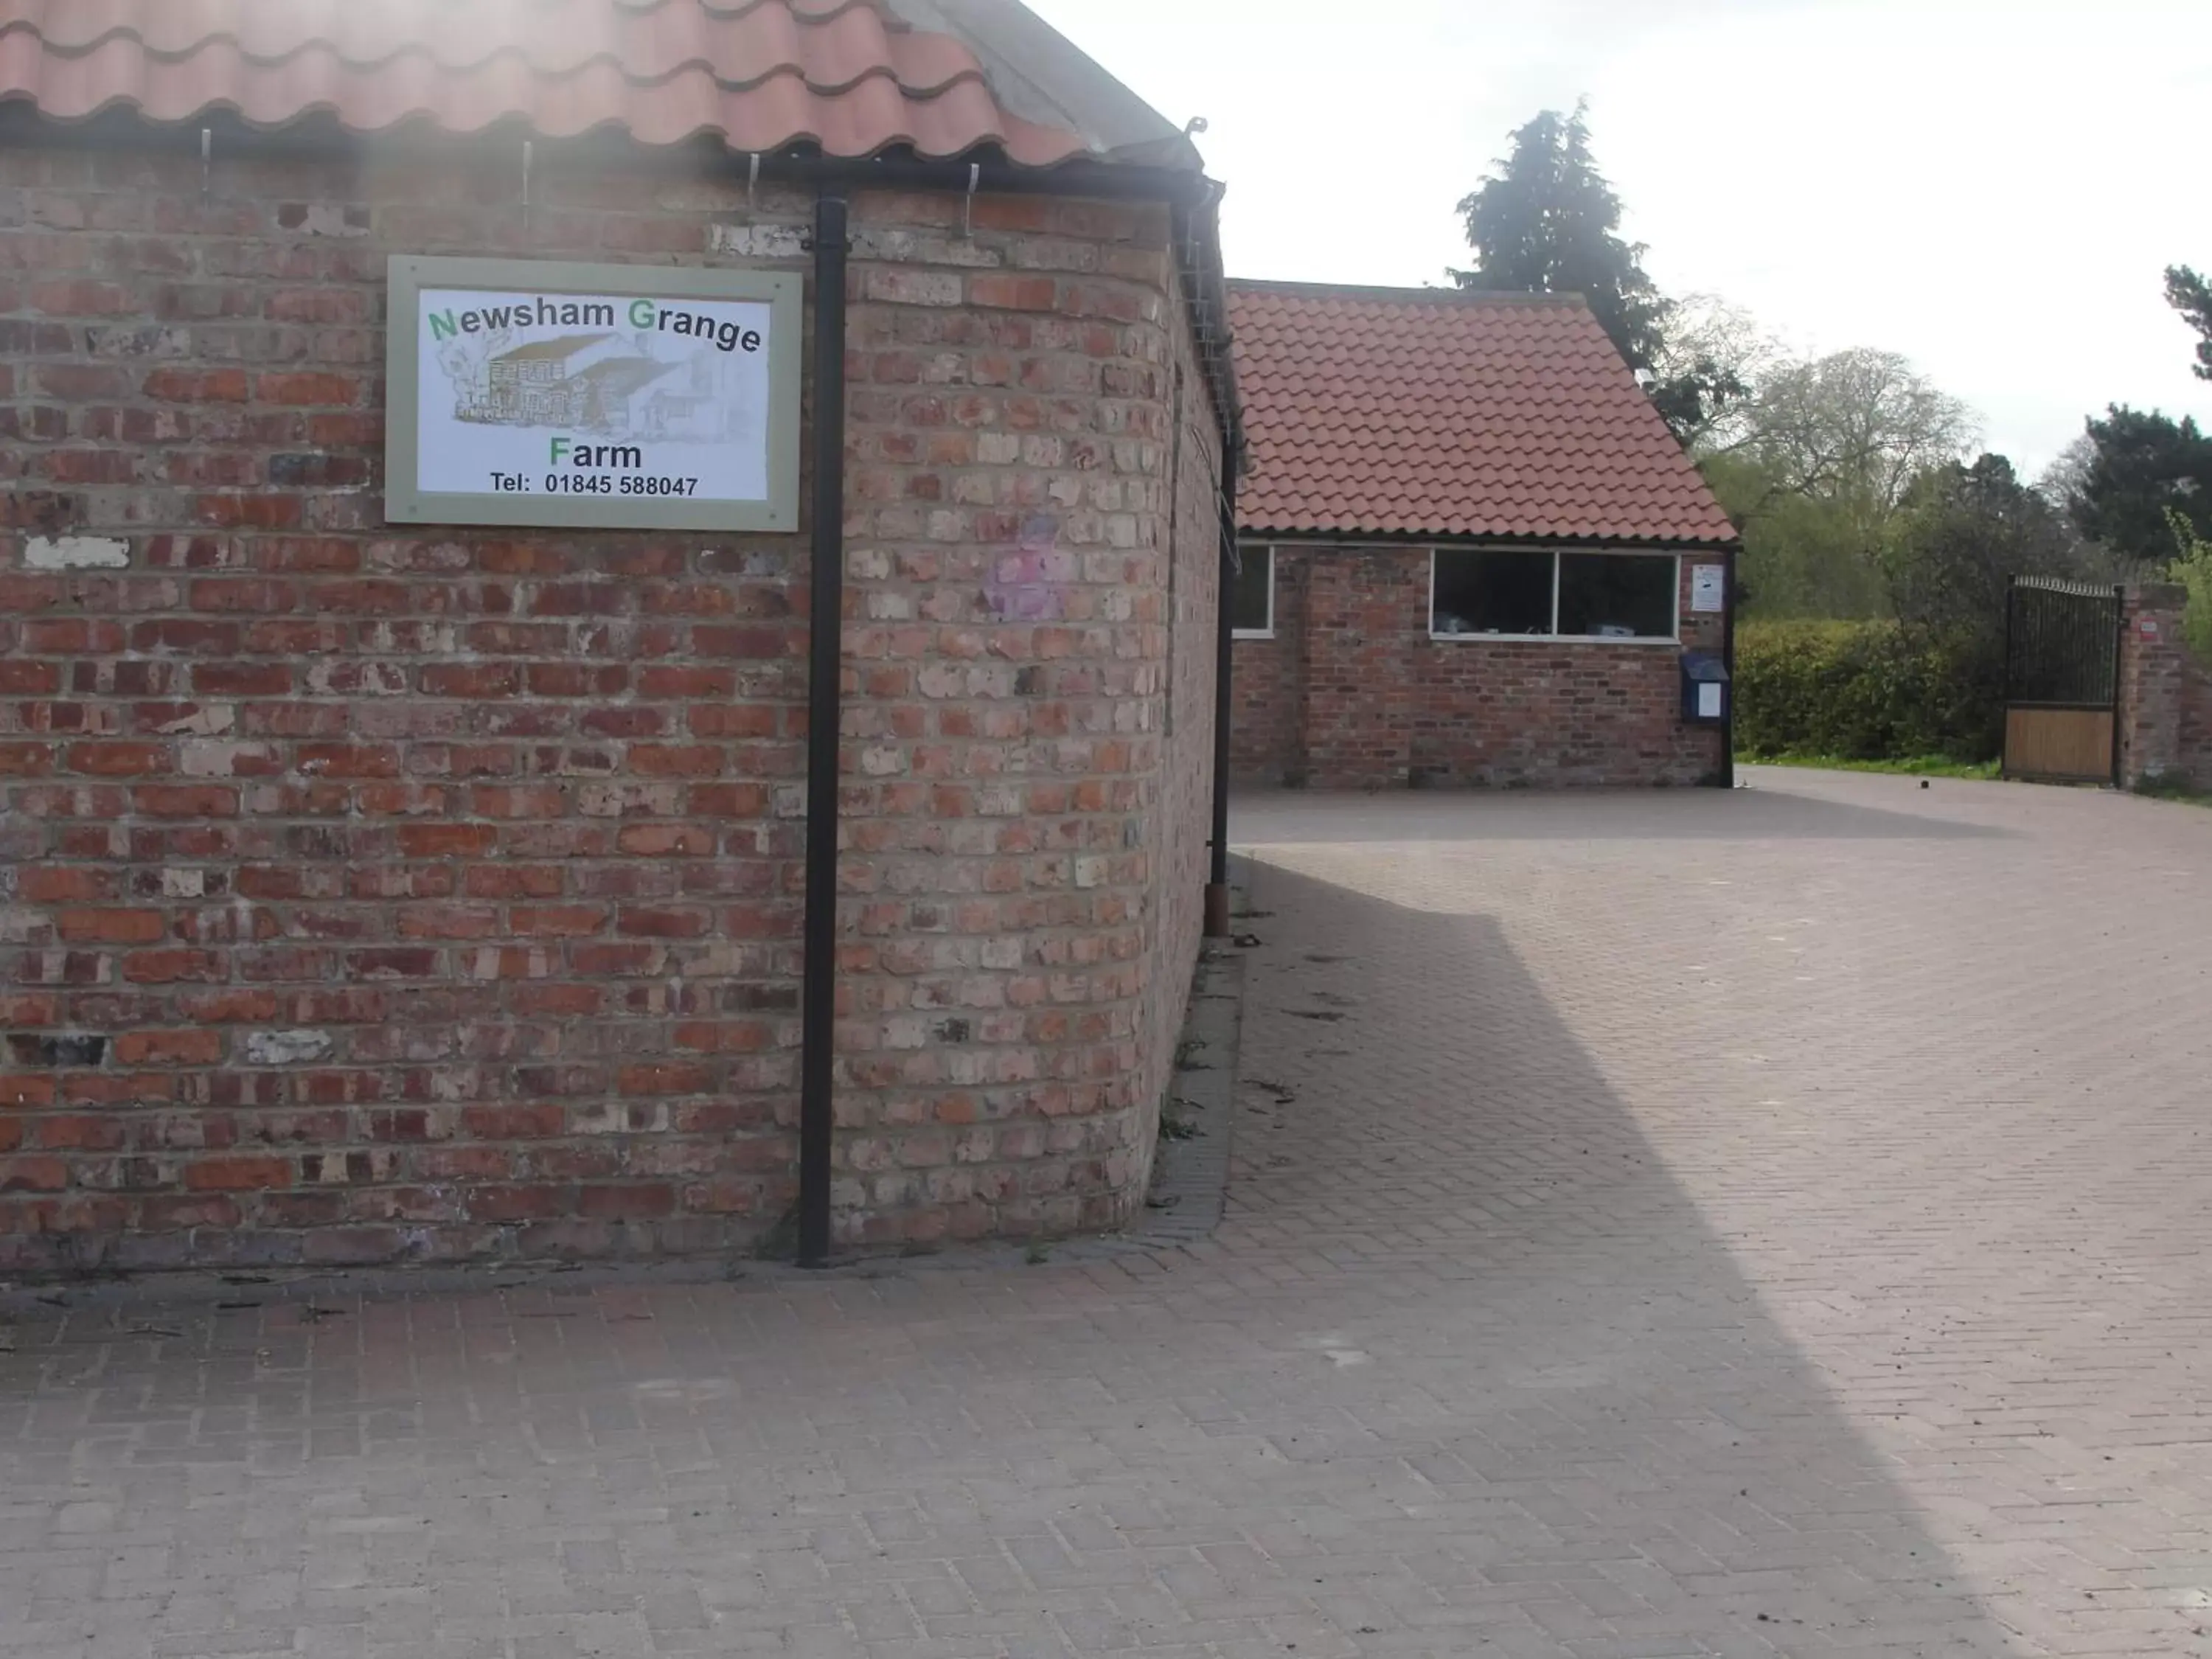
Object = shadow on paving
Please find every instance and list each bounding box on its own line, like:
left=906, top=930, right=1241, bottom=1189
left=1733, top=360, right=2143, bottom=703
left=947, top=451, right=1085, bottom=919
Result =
left=1208, top=856, right=2039, bottom=1657
left=1230, top=784, right=2012, bottom=844
left=0, top=867, right=2045, bottom=1657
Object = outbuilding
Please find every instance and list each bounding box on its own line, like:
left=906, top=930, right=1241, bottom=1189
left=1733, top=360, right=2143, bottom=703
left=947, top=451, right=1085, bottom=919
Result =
left=1225, top=281, right=1741, bottom=790
left=0, top=0, right=1237, bottom=1270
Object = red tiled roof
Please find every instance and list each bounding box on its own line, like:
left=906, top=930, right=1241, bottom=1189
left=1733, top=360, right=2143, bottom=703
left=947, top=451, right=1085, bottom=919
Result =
left=1229, top=281, right=1739, bottom=547
left=0, top=0, right=1181, bottom=169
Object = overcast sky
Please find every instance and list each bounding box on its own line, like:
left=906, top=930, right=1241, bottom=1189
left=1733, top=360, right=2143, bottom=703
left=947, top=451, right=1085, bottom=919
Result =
left=1025, top=0, right=2212, bottom=478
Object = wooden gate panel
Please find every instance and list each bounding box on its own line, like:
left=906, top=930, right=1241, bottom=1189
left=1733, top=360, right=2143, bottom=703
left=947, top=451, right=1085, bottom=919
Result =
left=2005, top=708, right=2115, bottom=782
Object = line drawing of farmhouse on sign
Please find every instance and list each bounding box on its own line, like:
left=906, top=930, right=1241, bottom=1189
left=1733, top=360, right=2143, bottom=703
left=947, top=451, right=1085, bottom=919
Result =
left=439, top=328, right=754, bottom=443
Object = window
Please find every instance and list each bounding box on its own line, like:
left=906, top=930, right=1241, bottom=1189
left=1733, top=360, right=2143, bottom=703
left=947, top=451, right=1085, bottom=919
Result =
left=1557, top=554, right=1678, bottom=640
left=1431, top=550, right=1552, bottom=637
left=1431, top=549, right=1678, bottom=641
left=1231, top=544, right=1274, bottom=637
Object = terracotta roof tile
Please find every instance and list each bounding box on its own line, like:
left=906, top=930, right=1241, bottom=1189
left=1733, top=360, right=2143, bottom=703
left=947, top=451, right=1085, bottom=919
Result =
left=0, top=0, right=1134, bottom=167
left=1229, top=281, right=1738, bottom=547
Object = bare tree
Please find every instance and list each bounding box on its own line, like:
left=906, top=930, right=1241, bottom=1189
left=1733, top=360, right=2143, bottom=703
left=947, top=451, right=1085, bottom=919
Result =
left=2036, top=431, right=2097, bottom=517
left=1713, top=347, right=1980, bottom=510
left=1650, top=295, right=1789, bottom=454
left=1703, top=346, right=1981, bottom=618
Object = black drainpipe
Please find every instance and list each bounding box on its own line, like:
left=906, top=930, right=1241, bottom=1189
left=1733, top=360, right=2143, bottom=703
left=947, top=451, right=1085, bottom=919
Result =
left=796, top=190, right=849, bottom=1269
left=1205, top=471, right=1239, bottom=936
left=1719, top=543, right=1739, bottom=790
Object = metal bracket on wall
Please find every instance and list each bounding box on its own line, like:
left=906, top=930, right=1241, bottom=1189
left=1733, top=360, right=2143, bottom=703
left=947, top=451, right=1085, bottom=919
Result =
left=748, top=153, right=762, bottom=215
left=200, top=128, right=212, bottom=203
left=962, top=163, right=980, bottom=239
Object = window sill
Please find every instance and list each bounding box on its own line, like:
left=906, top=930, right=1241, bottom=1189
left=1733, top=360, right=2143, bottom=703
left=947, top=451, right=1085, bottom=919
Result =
left=1427, top=630, right=1682, bottom=645
left=1231, top=630, right=1276, bottom=641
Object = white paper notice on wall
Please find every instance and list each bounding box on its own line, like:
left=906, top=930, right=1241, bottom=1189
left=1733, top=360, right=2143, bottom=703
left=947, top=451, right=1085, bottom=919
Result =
left=1697, top=682, right=1724, bottom=720
left=1691, top=564, right=1726, bottom=613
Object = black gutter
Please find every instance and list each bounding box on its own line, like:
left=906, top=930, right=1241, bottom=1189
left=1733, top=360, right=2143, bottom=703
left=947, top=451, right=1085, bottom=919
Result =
left=796, top=189, right=849, bottom=1270
left=1206, top=475, right=1239, bottom=937
left=1158, top=184, right=1245, bottom=940
left=0, top=107, right=1206, bottom=206
left=1246, top=528, right=1744, bottom=554
left=795, top=150, right=1208, bottom=205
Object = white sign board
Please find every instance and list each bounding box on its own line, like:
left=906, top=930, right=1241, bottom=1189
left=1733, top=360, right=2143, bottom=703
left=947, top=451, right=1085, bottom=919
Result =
left=1691, top=563, right=1727, bottom=613
left=385, top=257, right=801, bottom=533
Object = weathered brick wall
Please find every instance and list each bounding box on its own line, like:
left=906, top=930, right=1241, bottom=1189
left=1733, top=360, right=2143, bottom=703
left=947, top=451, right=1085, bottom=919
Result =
left=824, top=189, right=1221, bottom=1245
left=2191, top=661, right=2212, bottom=787
left=1408, top=549, right=1726, bottom=788
left=0, top=136, right=1220, bottom=1270
left=1232, top=544, right=1728, bottom=790
left=1228, top=543, right=1304, bottom=784
left=2118, top=584, right=2212, bottom=789
left=1298, top=546, right=1420, bottom=788
left=1138, top=265, right=1225, bottom=1191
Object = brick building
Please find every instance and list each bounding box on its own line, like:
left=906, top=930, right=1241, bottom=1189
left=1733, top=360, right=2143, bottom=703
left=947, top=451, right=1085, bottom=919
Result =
left=1225, top=281, right=1741, bottom=790
left=0, top=0, right=1238, bottom=1271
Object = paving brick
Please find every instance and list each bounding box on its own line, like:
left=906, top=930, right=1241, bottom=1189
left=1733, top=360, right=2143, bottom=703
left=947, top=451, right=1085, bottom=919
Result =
left=7, top=771, right=2212, bottom=1655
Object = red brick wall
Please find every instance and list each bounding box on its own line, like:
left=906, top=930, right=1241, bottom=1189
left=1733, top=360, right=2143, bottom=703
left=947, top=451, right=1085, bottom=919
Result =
left=2192, top=662, right=2212, bottom=787
left=0, top=137, right=1222, bottom=1270
left=2118, top=584, right=2212, bottom=789
left=1231, top=543, right=1728, bottom=790
left=1298, top=546, right=1421, bottom=788
left=1229, top=544, right=1305, bottom=783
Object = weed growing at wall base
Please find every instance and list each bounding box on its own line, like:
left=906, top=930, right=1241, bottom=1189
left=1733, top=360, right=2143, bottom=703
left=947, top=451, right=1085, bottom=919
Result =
left=1745, top=754, right=2001, bottom=781
left=2135, top=773, right=2212, bottom=807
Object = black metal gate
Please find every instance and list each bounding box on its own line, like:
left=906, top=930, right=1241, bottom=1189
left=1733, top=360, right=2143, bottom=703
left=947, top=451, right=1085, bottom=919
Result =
left=2003, top=577, right=2123, bottom=785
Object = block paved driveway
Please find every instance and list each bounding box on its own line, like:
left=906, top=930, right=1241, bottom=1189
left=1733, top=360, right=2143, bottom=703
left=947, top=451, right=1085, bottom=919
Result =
left=6, top=768, right=2212, bottom=1659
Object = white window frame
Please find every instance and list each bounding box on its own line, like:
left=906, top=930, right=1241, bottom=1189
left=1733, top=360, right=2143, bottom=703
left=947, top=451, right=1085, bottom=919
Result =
left=1428, top=546, right=1682, bottom=644
left=1231, top=543, right=1276, bottom=640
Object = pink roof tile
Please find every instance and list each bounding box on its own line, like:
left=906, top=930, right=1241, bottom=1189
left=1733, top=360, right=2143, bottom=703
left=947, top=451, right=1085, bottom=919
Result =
left=1229, top=281, right=1739, bottom=547
left=0, top=0, right=1118, bottom=167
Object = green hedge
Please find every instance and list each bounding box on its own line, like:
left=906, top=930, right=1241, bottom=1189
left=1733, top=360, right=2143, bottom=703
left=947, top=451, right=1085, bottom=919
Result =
left=1733, top=619, right=2003, bottom=765
left=2176, top=547, right=2212, bottom=665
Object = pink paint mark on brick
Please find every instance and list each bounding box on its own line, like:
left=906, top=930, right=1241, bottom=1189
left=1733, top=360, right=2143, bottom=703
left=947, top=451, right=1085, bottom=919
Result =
left=984, top=514, right=1064, bottom=622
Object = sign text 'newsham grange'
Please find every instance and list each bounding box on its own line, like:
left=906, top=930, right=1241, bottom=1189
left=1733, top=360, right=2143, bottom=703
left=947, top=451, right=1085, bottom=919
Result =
left=427, top=295, right=765, bottom=357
